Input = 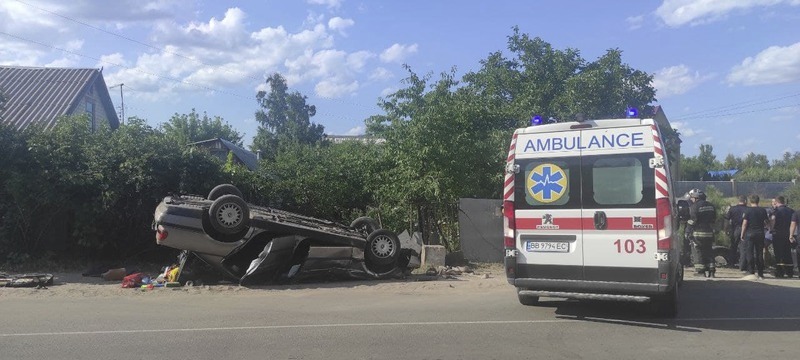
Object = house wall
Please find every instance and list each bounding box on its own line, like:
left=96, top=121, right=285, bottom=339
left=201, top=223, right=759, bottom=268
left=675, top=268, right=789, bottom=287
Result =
left=80, top=83, right=115, bottom=130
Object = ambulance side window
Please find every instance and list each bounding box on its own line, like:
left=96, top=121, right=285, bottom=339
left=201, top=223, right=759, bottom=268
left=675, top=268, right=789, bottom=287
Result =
left=514, top=158, right=581, bottom=210
left=583, top=154, right=655, bottom=208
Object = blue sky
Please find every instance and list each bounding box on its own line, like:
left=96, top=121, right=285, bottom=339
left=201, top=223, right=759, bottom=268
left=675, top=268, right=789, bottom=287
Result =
left=1, top=0, right=799, bottom=161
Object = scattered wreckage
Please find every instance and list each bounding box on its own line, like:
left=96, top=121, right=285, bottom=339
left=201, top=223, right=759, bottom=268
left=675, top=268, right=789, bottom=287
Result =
left=153, top=184, right=412, bottom=286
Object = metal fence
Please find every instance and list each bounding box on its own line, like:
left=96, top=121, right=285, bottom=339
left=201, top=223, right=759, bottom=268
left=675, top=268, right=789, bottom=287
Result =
left=675, top=181, right=794, bottom=199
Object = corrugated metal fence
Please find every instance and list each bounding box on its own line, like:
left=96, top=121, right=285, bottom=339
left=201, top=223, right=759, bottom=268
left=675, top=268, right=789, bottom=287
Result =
left=675, top=181, right=794, bottom=198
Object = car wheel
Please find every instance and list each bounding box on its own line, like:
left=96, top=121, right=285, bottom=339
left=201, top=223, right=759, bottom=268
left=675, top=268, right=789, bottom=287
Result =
left=517, top=288, right=539, bottom=306
left=365, top=229, right=400, bottom=270
left=209, top=195, right=250, bottom=235
left=350, top=216, right=380, bottom=235
left=208, top=184, right=243, bottom=201
left=650, top=285, right=678, bottom=318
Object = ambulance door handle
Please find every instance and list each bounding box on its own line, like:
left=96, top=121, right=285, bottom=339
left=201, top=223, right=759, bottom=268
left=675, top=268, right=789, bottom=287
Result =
left=593, top=211, right=607, bottom=230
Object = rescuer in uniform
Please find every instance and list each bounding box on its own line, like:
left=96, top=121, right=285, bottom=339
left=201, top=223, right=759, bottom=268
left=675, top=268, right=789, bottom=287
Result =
left=770, top=196, right=795, bottom=278
left=687, top=189, right=717, bottom=277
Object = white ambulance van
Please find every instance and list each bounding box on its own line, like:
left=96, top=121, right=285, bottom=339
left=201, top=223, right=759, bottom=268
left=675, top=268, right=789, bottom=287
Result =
left=503, top=117, right=681, bottom=317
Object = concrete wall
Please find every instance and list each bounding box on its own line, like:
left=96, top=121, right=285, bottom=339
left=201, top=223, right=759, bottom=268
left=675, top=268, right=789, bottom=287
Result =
left=457, top=198, right=503, bottom=263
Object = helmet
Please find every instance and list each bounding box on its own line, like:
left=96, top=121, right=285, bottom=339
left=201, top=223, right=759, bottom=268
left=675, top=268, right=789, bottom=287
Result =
left=688, top=188, right=706, bottom=200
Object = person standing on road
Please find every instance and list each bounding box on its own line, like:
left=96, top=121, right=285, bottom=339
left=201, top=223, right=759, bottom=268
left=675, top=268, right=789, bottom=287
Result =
left=741, top=194, right=770, bottom=280
left=790, top=209, right=800, bottom=271
left=770, top=196, right=794, bottom=278
left=687, top=189, right=717, bottom=277
left=725, top=195, right=748, bottom=270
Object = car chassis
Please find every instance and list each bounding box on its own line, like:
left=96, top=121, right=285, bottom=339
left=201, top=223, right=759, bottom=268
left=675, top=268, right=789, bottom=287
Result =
left=153, top=184, right=403, bottom=286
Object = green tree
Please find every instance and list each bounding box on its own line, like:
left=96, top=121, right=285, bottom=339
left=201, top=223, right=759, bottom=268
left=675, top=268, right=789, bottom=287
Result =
left=252, top=73, right=324, bottom=160
left=697, top=144, right=719, bottom=171
left=160, top=109, right=243, bottom=146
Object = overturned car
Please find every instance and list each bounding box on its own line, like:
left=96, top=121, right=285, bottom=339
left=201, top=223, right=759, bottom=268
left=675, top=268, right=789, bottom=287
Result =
left=153, top=184, right=404, bottom=286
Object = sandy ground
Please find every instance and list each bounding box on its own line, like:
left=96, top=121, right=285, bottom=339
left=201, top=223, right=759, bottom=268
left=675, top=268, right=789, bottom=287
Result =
left=0, top=263, right=510, bottom=299
left=4, top=263, right=797, bottom=299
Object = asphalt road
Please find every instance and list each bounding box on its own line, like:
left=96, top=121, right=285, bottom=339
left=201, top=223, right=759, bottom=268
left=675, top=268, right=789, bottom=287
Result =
left=2, top=272, right=800, bottom=360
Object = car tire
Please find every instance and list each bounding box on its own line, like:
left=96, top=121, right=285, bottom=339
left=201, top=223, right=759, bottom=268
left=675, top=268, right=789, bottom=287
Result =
left=208, top=195, right=250, bottom=235
left=350, top=216, right=380, bottom=235
left=365, top=229, right=400, bottom=270
left=517, top=288, right=539, bottom=306
left=208, top=184, right=243, bottom=201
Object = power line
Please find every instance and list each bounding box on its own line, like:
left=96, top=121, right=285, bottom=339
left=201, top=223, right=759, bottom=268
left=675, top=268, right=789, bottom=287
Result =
left=0, top=30, right=252, bottom=100
left=673, top=103, right=800, bottom=121
left=669, top=92, right=800, bottom=118
left=12, top=0, right=382, bottom=113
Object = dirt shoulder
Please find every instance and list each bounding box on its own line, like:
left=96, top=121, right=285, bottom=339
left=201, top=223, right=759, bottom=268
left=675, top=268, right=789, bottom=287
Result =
left=0, top=263, right=509, bottom=299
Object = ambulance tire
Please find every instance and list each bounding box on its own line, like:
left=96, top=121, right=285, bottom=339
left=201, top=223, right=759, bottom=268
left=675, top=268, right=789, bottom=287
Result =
left=651, top=286, right=678, bottom=318
left=517, top=288, right=540, bottom=306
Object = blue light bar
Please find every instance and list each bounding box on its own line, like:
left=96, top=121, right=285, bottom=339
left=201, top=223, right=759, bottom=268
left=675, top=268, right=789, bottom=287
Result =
left=627, top=107, right=638, bottom=118
left=531, top=115, right=542, bottom=125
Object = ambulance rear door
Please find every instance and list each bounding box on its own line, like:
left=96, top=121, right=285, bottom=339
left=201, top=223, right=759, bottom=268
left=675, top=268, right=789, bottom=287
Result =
left=579, top=125, right=659, bottom=283
left=513, top=130, right=585, bottom=281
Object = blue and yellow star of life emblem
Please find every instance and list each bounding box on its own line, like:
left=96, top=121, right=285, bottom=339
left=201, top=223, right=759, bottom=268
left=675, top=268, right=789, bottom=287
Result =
left=526, top=163, right=567, bottom=203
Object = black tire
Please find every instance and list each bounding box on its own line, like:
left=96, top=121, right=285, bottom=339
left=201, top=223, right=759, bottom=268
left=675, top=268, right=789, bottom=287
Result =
left=350, top=216, right=380, bottom=235
left=208, top=195, right=250, bottom=235
left=517, top=288, right=539, bottom=306
left=365, top=229, right=400, bottom=270
left=651, top=286, right=678, bottom=318
left=208, top=184, right=243, bottom=201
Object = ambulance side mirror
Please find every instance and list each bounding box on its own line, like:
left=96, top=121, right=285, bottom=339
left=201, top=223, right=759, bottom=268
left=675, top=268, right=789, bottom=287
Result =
left=676, top=199, right=690, bottom=222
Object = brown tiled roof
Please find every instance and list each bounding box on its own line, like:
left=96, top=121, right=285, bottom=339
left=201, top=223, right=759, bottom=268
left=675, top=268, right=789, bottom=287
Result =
left=0, top=66, right=119, bottom=130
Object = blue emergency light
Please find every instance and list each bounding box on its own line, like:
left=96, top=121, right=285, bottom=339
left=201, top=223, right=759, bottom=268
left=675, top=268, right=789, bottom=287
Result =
left=626, top=107, right=638, bottom=118
left=531, top=115, right=542, bottom=125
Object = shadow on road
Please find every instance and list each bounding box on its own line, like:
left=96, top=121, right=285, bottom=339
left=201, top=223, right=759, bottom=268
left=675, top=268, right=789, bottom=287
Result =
left=543, top=277, right=800, bottom=332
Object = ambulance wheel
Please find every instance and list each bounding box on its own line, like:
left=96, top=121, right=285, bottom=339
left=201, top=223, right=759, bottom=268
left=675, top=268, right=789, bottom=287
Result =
left=651, top=286, right=678, bottom=318
left=517, top=288, right=539, bottom=306
left=209, top=195, right=250, bottom=235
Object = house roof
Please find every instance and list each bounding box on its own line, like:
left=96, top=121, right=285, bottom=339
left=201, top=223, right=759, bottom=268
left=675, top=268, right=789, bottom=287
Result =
left=189, top=138, right=259, bottom=171
left=0, top=65, right=120, bottom=131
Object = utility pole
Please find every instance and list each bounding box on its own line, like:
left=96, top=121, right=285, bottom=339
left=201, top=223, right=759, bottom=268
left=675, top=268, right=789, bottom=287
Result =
left=110, top=83, right=124, bottom=124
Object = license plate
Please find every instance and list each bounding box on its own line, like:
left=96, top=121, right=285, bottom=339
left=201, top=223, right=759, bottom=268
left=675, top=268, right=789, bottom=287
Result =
left=526, top=241, right=569, bottom=253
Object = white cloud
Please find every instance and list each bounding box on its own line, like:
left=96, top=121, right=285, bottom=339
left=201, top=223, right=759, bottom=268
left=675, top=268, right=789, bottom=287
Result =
left=380, top=43, right=418, bottom=63
left=328, top=17, right=354, bottom=35
left=727, top=42, right=800, bottom=85
left=315, top=78, right=358, bottom=98
left=346, top=126, right=365, bottom=135
left=370, top=67, right=393, bottom=81
left=655, top=0, right=800, bottom=27
left=670, top=121, right=698, bottom=137
left=652, top=65, right=712, bottom=98
left=626, top=15, right=644, bottom=30
left=307, top=0, right=342, bottom=9
left=380, top=87, right=396, bottom=97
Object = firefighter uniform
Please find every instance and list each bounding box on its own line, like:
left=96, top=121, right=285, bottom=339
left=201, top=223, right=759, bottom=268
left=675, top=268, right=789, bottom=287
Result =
left=688, top=189, right=717, bottom=277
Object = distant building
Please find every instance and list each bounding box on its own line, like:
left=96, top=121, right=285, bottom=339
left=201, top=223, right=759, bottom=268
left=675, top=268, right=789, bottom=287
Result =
left=0, top=66, right=119, bottom=131
left=189, top=138, right=259, bottom=171
left=323, top=134, right=385, bottom=144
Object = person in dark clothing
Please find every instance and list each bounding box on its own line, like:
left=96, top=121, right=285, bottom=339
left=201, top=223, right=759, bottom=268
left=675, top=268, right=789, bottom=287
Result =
left=770, top=196, right=795, bottom=278
left=687, top=189, right=717, bottom=277
left=791, top=210, right=800, bottom=270
left=725, top=195, right=748, bottom=270
left=741, top=194, right=770, bottom=280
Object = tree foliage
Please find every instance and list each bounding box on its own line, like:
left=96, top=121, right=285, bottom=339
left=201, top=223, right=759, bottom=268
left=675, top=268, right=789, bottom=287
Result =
left=160, top=109, right=243, bottom=146
left=252, top=73, right=324, bottom=160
